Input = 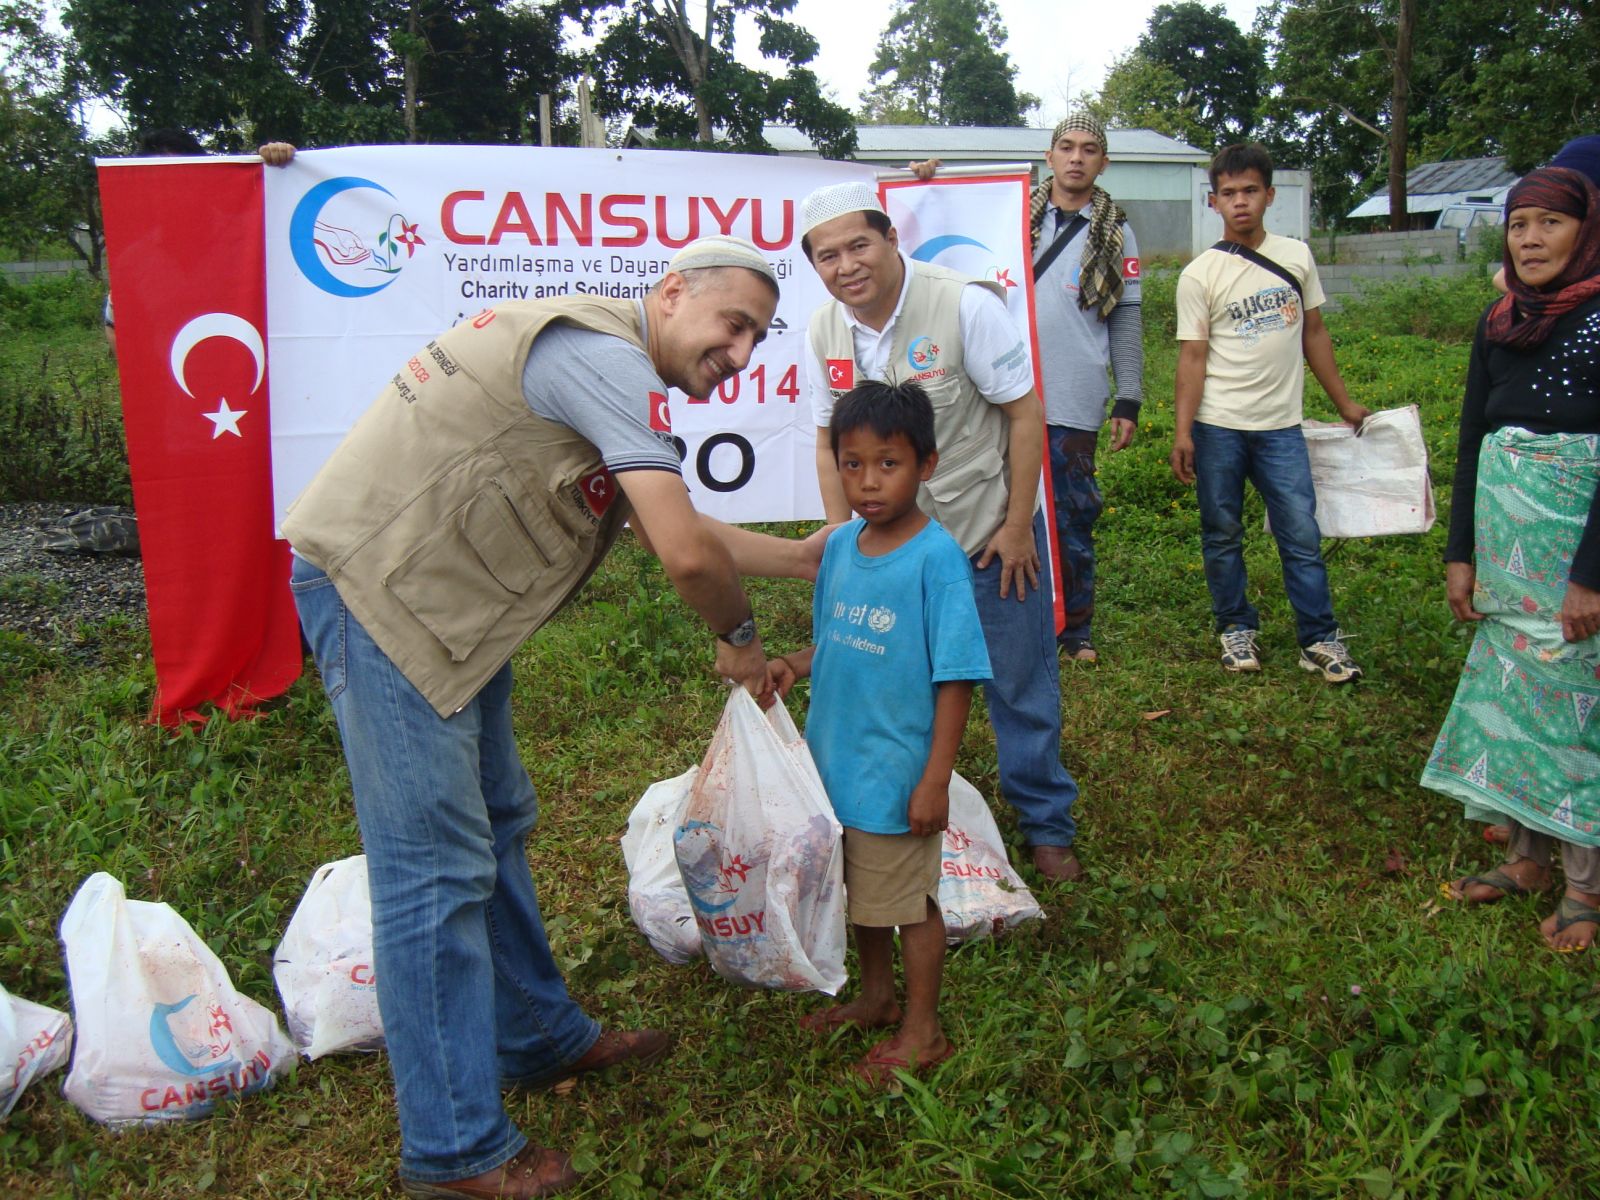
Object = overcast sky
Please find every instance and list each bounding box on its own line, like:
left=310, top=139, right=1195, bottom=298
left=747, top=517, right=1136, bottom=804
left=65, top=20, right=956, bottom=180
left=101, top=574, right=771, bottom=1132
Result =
left=741, top=0, right=1265, bottom=122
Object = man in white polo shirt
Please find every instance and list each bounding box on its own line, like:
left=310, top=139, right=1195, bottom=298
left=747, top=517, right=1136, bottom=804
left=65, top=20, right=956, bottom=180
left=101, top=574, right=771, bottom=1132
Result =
left=798, top=181, right=1086, bottom=883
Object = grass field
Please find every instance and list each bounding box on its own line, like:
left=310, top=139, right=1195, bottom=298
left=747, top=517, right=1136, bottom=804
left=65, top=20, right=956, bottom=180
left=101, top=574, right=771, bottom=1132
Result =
left=5, top=268, right=1599, bottom=1199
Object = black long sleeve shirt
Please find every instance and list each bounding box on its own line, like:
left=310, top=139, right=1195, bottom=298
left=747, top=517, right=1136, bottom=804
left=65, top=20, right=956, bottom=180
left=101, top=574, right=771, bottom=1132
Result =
left=1446, top=295, right=1600, bottom=588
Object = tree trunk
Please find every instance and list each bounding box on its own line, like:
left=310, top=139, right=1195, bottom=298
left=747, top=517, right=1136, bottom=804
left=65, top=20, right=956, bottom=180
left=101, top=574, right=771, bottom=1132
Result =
left=1388, top=0, right=1415, bottom=232
left=404, top=3, right=418, bottom=144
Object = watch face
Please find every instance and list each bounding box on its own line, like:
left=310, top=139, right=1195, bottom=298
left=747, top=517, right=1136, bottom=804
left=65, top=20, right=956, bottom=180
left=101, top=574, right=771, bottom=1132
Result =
left=723, top=618, right=757, bottom=647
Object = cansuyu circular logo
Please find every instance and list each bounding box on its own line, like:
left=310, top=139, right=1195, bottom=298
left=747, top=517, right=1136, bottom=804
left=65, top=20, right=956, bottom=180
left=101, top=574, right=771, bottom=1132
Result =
left=289, top=177, right=425, bottom=298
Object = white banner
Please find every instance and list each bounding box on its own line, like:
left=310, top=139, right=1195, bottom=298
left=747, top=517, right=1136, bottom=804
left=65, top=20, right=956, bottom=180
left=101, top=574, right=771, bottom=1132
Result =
left=880, top=171, right=1063, bottom=627
left=880, top=172, right=1039, bottom=372
left=264, top=146, right=874, bottom=528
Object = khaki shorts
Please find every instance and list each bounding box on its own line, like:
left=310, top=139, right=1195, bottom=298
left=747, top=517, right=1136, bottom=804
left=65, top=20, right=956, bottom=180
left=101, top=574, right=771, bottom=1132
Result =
left=842, top=827, right=942, bottom=928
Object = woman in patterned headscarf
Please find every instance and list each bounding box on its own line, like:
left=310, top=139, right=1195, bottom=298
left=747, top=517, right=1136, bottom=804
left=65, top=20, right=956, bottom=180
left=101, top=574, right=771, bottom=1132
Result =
left=1429, top=166, right=1600, bottom=951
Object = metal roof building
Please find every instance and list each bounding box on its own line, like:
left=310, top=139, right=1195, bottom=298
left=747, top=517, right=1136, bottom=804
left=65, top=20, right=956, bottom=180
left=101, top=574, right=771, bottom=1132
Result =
left=1346, top=156, right=1519, bottom=219
left=627, top=123, right=1221, bottom=256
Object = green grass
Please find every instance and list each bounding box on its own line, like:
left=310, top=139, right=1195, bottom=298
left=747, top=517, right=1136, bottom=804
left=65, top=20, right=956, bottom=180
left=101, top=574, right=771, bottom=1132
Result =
left=7, top=269, right=1599, bottom=1199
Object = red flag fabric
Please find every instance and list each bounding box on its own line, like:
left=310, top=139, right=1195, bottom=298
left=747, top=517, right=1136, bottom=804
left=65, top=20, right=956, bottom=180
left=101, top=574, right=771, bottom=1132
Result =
left=99, top=159, right=301, bottom=724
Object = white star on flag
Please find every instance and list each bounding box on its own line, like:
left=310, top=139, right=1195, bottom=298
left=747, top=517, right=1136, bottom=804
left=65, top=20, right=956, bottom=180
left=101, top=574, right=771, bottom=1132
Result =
left=203, top=398, right=247, bottom=438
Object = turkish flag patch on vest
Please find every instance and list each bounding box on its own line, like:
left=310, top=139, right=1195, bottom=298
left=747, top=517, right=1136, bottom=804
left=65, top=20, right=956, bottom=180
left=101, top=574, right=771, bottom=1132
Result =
left=579, top=467, right=618, bottom=517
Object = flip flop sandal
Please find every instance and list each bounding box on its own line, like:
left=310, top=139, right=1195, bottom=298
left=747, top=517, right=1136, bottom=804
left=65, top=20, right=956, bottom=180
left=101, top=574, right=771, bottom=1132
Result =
left=1440, top=866, right=1540, bottom=903
left=799, top=1005, right=901, bottom=1034
left=853, top=1038, right=955, bottom=1086
left=1550, top=896, right=1600, bottom=953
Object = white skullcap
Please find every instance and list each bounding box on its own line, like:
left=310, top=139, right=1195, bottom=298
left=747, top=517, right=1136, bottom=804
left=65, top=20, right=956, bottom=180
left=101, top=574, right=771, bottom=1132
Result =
left=800, top=181, right=887, bottom=239
left=665, top=235, right=777, bottom=289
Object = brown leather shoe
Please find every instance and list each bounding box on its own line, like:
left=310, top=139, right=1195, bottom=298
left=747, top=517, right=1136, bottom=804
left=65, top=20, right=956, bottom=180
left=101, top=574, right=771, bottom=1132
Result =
left=507, top=1028, right=672, bottom=1091
left=399, top=1145, right=579, bottom=1198
left=1032, top=845, right=1085, bottom=883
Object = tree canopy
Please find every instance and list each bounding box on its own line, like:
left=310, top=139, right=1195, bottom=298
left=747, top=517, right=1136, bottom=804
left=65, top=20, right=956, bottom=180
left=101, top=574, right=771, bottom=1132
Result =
left=860, top=0, right=1036, bottom=127
left=1133, top=2, right=1263, bottom=145
left=1085, top=0, right=1600, bottom=227
left=61, top=0, right=570, bottom=149
left=569, top=0, right=856, bottom=157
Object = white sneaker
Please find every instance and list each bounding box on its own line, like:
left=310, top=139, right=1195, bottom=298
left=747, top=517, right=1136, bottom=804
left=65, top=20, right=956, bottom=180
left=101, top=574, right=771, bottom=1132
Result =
left=1219, top=628, right=1261, bottom=673
left=1299, top=632, right=1363, bottom=683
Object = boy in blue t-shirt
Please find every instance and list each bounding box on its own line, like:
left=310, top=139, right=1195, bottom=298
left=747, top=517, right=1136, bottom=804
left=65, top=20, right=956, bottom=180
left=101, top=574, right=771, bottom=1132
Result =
left=768, top=381, right=992, bottom=1083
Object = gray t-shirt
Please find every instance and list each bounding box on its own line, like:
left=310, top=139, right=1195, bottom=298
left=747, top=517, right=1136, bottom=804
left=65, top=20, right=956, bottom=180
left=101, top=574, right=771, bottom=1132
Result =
left=1033, top=210, right=1142, bottom=430
left=519, top=308, right=683, bottom=476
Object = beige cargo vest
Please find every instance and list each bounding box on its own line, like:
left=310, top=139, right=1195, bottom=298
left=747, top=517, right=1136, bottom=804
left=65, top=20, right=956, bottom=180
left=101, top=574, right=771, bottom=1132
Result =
left=281, top=298, right=646, bottom=716
left=809, top=261, right=1011, bottom=556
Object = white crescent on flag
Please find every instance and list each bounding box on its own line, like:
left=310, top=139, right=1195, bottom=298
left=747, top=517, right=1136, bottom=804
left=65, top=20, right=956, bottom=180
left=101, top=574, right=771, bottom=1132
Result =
left=169, top=312, right=266, bottom=398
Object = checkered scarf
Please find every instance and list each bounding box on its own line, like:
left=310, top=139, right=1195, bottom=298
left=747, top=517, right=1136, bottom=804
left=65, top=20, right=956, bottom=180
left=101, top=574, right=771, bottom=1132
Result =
left=1030, top=114, right=1127, bottom=320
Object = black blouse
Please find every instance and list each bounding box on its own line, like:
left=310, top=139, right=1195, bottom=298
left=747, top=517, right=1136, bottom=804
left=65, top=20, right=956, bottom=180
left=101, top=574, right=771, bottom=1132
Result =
left=1445, top=294, right=1600, bottom=589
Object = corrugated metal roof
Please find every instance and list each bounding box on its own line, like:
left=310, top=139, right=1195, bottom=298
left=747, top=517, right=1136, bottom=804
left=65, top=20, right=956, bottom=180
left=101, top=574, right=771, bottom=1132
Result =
left=1347, top=156, right=1519, bottom=218
left=1362, top=156, right=1518, bottom=199
left=628, top=123, right=1209, bottom=163
left=1347, top=184, right=1514, bottom=219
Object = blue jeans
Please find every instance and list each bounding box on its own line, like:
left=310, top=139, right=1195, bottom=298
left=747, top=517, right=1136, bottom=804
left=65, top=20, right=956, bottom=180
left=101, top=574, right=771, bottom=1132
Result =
left=1047, top=426, right=1102, bottom=643
left=971, top=511, right=1079, bottom=847
left=290, top=557, right=598, bottom=1184
left=1190, top=421, right=1338, bottom=648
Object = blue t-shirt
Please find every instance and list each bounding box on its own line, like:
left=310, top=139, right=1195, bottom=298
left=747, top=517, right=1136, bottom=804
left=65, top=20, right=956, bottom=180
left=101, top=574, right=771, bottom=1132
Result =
left=805, top=519, right=992, bottom=834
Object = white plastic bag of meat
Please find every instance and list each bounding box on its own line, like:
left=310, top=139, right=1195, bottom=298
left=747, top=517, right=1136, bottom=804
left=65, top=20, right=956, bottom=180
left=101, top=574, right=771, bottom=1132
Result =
left=675, top=689, right=846, bottom=993
left=621, top=769, right=703, bottom=964
left=939, top=775, right=1044, bottom=943
left=1, top=983, right=73, bottom=1119
left=59, top=872, right=294, bottom=1126
left=273, top=855, right=385, bottom=1059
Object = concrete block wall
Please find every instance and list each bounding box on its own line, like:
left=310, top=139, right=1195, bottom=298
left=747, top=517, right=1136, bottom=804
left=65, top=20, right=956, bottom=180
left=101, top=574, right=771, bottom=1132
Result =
left=1308, top=228, right=1460, bottom=264
left=1317, top=260, right=1484, bottom=311
left=0, top=260, right=85, bottom=283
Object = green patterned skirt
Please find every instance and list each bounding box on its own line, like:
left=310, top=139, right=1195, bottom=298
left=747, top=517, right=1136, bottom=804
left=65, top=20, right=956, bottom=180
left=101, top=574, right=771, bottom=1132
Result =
left=1421, top=427, right=1600, bottom=846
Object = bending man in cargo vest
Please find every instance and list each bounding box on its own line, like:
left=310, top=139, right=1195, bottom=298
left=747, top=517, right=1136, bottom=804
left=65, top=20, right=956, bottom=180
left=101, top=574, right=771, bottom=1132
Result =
left=799, top=181, right=1087, bottom=884
left=282, top=236, right=823, bottom=1200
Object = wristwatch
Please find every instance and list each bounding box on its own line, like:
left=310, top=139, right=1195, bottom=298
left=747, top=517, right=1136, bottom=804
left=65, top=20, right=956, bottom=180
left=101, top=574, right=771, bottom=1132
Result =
left=717, top=616, right=758, bottom=648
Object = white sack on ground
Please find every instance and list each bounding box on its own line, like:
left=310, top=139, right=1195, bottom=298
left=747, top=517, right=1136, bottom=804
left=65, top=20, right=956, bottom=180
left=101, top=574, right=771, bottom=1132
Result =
left=60, top=872, right=294, bottom=1126
left=939, top=776, right=1045, bottom=944
left=1, top=983, right=73, bottom=1119
left=273, top=855, right=385, bottom=1059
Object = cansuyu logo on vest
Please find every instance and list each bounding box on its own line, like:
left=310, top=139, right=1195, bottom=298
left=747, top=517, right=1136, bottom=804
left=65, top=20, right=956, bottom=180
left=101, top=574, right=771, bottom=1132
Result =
left=290, top=177, right=426, bottom=298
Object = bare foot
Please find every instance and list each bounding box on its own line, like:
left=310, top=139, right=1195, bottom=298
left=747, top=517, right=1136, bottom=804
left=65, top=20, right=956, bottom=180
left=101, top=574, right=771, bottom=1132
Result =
left=1541, top=889, right=1600, bottom=953
left=799, top=998, right=901, bottom=1032
left=1445, top=857, right=1550, bottom=903
left=855, top=1029, right=954, bottom=1083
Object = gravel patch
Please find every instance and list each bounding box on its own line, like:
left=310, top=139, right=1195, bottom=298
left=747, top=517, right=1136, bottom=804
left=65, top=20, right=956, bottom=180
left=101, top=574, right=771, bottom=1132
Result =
left=0, top=502, right=148, bottom=655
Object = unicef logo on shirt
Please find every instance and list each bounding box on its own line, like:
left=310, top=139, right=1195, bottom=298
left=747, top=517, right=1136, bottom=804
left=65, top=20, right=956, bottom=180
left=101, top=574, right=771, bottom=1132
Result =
left=867, top=606, right=896, bottom=634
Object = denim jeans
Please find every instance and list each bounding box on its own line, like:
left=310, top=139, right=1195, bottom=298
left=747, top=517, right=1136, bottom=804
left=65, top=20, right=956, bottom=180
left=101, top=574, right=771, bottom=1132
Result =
left=290, top=557, right=598, bottom=1184
left=970, top=511, right=1079, bottom=847
left=1190, top=421, right=1338, bottom=648
left=1047, top=426, right=1103, bottom=644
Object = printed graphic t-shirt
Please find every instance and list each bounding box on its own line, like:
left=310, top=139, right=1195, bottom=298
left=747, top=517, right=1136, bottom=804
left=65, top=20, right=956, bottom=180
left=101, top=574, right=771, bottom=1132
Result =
left=805, top=519, right=992, bottom=834
left=1175, top=232, right=1327, bottom=431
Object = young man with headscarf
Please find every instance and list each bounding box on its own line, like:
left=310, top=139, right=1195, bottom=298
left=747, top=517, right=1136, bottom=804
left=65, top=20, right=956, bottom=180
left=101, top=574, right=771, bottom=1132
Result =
left=1028, top=113, right=1145, bottom=662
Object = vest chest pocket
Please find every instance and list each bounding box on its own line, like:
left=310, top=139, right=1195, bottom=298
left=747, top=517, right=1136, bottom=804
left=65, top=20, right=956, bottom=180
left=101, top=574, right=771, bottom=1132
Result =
left=383, top=481, right=555, bottom=662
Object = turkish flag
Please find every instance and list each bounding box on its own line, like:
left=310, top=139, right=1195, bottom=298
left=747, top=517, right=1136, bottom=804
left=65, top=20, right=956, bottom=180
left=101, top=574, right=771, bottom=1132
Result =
left=825, top=358, right=853, bottom=390
left=99, top=159, right=302, bottom=724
